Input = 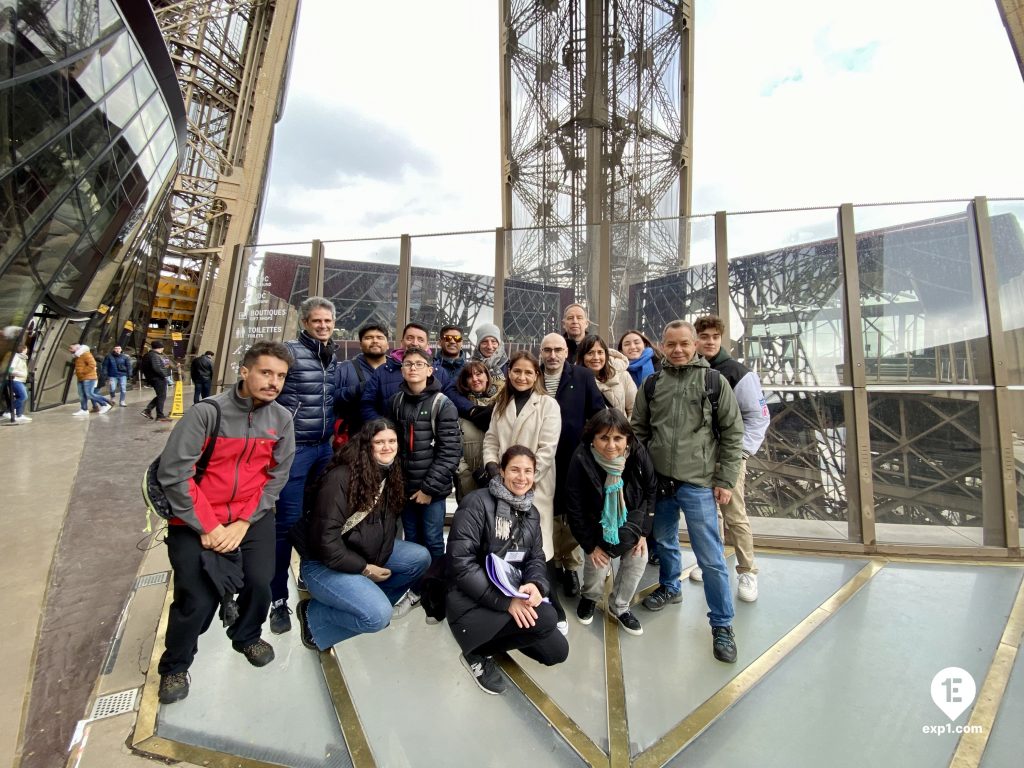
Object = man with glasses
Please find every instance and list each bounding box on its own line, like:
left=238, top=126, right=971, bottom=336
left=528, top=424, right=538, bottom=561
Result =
left=434, top=324, right=468, bottom=378
left=360, top=322, right=471, bottom=422
left=539, top=332, right=606, bottom=599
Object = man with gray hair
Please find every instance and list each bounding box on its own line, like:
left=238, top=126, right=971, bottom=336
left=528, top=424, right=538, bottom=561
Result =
left=630, top=319, right=745, bottom=663
left=268, top=296, right=340, bottom=634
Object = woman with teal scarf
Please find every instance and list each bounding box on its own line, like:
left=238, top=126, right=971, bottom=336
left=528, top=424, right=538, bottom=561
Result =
left=564, top=409, right=657, bottom=635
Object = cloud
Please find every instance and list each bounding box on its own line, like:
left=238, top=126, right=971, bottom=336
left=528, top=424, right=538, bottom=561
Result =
left=269, top=96, right=437, bottom=189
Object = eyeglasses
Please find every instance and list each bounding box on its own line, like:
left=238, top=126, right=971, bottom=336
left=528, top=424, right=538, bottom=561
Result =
left=541, top=347, right=567, bottom=354
left=402, top=361, right=430, bottom=370
left=442, top=334, right=462, bottom=342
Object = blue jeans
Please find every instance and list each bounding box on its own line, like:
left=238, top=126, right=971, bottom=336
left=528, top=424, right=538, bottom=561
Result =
left=653, top=482, right=734, bottom=628
left=193, top=379, right=212, bottom=403
left=77, top=380, right=108, bottom=410
left=272, top=440, right=334, bottom=602
left=108, top=375, right=127, bottom=405
left=300, top=539, right=431, bottom=649
left=401, top=496, right=447, bottom=561
left=10, top=381, right=27, bottom=416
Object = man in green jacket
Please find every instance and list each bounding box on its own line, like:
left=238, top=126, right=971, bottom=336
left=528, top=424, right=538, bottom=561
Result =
left=630, top=320, right=745, bottom=663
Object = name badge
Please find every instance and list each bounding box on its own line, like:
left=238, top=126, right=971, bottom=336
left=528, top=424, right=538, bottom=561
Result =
left=505, top=550, right=525, bottom=563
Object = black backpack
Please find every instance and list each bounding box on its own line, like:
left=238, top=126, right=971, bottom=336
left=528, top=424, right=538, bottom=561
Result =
left=143, top=400, right=222, bottom=532
left=643, top=367, right=722, bottom=440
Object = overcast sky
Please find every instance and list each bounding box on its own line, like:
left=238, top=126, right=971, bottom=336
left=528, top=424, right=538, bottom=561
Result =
left=258, top=0, right=1024, bottom=252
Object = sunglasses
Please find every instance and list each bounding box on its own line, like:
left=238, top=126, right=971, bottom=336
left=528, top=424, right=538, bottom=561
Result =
left=442, top=334, right=463, bottom=342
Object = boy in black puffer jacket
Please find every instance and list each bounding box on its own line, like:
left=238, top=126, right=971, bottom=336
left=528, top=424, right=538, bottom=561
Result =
left=388, top=346, right=462, bottom=615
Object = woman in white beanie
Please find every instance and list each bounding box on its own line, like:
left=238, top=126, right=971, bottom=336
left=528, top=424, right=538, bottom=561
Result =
left=472, top=324, right=508, bottom=383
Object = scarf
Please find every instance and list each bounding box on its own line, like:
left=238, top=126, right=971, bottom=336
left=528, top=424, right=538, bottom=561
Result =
left=488, top=474, right=535, bottom=546
left=626, top=346, right=656, bottom=387
left=472, top=344, right=509, bottom=377
left=590, top=446, right=628, bottom=544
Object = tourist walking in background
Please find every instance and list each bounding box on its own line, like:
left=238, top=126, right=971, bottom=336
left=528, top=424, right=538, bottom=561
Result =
left=291, top=420, right=431, bottom=651
left=5, top=344, right=31, bottom=422
left=102, top=344, right=132, bottom=407
left=577, top=334, right=638, bottom=417
left=70, top=344, right=111, bottom=416
left=190, top=350, right=215, bottom=403
left=140, top=340, right=172, bottom=421
left=446, top=446, right=569, bottom=695
left=565, top=410, right=655, bottom=636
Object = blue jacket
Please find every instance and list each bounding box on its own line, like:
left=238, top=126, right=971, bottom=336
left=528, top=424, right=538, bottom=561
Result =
left=433, top=350, right=468, bottom=379
left=360, top=351, right=472, bottom=422
left=102, top=352, right=132, bottom=378
left=334, top=354, right=379, bottom=435
left=276, top=332, right=338, bottom=444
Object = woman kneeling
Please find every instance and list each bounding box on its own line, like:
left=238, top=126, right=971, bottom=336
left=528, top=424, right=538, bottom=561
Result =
left=446, top=446, right=569, bottom=694
left=565, top=409, right=656, bottom=635
left=291, top=420, right=431, bottom=650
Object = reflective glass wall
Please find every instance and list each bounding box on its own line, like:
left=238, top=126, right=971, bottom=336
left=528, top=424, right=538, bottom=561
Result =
left=0, top=0, right=184, bottom=408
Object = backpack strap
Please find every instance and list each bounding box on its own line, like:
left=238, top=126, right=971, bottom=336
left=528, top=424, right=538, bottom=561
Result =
left=354, top=361, right=367, bottom=384
left=704, top=368, right=722, bottom=441
left=429, top=392, right=449, bottom=438
left=642, top=370, right=661, bottom=403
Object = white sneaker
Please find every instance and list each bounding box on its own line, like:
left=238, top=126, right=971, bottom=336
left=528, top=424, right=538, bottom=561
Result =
left=98, top=404, right=112, bottom=414
left=737, top=573, right=759, bottom=602
left=689, top=566, right=703, bottom=583
left=15, top=415, right=31, bottom=423
left=556, top=620, right=569, bottom=636
left=72, top=409, right=89, bottom=416
left=392, top=590, right=421, bottom=620
left=1, top=412, right=9, bottom=419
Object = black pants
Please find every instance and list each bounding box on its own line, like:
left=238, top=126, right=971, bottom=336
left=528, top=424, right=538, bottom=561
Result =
left=193, top=379, right=211, bottom=403
left=471, top=602, right=569, bottom=666
left=158, top=514, right=275, bottom=675
left=146, top=377, right=168, bottom=417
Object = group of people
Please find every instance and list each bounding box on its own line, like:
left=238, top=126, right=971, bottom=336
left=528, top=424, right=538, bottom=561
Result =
left=153, top=297, right=770, bottom=703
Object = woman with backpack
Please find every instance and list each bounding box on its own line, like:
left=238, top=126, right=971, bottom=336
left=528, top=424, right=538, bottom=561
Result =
left=446, top=445, right=569, bottom=694
left=291, top=420, right=431, bottom=651
left=387, top=345, right=462, bottom=616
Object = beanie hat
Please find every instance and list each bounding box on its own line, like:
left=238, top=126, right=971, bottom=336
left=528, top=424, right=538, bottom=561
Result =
left=151, top=340, right=165, bottom=350
left=475, top=323, right=502, bottom=345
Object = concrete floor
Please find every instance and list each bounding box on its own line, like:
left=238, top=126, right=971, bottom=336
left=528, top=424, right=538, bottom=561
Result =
left=2, top=388, right=1023, bottom=768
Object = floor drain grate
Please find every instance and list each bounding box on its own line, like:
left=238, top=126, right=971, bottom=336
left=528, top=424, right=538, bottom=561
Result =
left=135, top=571, right=169, bottom=588
left=90, top=688, right=139, bottom=720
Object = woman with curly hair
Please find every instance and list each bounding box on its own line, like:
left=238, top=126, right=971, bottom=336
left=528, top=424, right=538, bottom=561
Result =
left=290, top=419, right=431, bottom=650
left=455, top=361, right=502, bottom=501
left=578, top=335, right=638, bottom=417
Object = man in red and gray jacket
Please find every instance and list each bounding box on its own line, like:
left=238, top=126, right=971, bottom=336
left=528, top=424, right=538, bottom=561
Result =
left=155, top=341, right=296, bottom=704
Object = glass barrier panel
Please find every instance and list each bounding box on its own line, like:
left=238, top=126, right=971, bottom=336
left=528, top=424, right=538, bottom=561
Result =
left=853, top=202, right=991, bottom=386
left=224, top=244, right=311, bottom=382
left=869, top=388, right=995, bottom=547
left=409, top=231, right=495, bottom=364
left=987, top=200, right=1024, bottom=386
left=727, top=209, right=843, bottom=386
left=748, top=388, right=849, bottom=539
left=322, top=237, right=402, bottom=359
left=503, top=224, right=579, bottom=350
left=1009, top=387, right=1024, bottom=548
left=615, top=215, right=715, bottom=344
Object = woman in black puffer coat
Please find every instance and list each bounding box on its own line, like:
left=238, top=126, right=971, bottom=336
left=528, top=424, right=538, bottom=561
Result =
left=446, top=445, right=569, bottom=695
left=290, top=420, right=431, bottom=651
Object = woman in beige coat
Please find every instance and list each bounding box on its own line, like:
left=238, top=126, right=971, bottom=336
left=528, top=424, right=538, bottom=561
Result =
left=577, top=335, right=637, bottom=417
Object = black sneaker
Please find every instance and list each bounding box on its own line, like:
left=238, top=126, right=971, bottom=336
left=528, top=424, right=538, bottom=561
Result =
left=460, top=652, right=506, bottom=695
left=712, top=626, right=737, bottom=663
left=641, top=585, right=683, bottom=612
left=648, top=553, right=660, bottom=566
left=296, top=599, right=317, bottom=651
left=233, top=638, right=275, bottom=667
left=140, top=409, right=153, bottom=420
left=296, top=573, right=308, bottom=592
left=560, top=568, right=581, bottom=597
left=269, top=600, right=292, bottom=634
left=615, top=610, right=644, bottom=636
left=576, top=597, right=596, bottom=625
left=158, top=671, right=190, bottom=704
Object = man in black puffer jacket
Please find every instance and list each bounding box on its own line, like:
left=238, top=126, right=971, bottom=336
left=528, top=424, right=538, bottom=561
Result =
left=269, top=296, right=340, bottom=634
left=387, top=346, right=462, bottom=614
